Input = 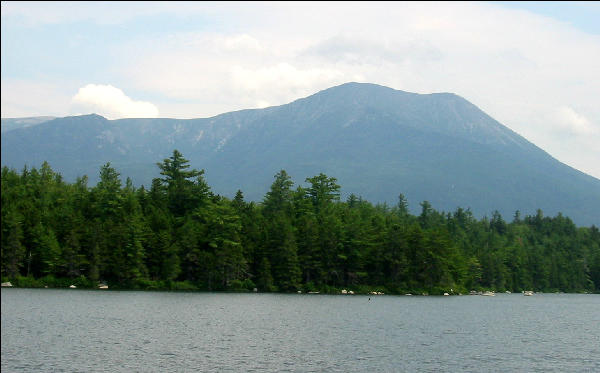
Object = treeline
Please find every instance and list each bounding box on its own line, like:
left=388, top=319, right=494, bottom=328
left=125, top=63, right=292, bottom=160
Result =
left=2, top=150, right=600, bottom=294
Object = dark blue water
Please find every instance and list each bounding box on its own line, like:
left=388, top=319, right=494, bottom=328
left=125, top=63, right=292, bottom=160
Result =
left=2, top=289, right=599, bottom=372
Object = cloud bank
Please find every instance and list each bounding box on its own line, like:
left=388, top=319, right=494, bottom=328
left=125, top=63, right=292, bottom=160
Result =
left=556, top=107, right=597, bottom=136
left=70, top=84, right=159, bottom=119
left=1, top=2, right=599, bottom=177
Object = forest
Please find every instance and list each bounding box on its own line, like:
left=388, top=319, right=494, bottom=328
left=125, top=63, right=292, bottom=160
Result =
left=2, top=150, right=600, bottom=294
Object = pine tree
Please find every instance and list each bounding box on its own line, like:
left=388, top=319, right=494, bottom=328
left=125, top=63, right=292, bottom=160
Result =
left=156, top=150, right=207, bottom=217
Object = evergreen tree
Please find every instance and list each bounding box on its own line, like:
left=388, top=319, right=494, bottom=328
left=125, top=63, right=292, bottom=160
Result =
left=2, top=155, right=599, bottom=294
left=2, top=209, right=25, bottom=278
left=156, top=149, right=208, bottom=217
left=262, top=170, right=301, bottom=290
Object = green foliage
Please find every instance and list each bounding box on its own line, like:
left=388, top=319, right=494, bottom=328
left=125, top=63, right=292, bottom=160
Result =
left=156, top=150, right=209, bottom=217
left=12, top=276, right=44, bottom=288
left=168, top=280, right=198, bottom=291
left=2, top=154, right=599, bottom=294
left=10, top=274, right=94, bottom=289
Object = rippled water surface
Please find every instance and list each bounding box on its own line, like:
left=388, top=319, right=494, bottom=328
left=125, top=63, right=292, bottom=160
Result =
left=2, top=289, right=599, bottom=372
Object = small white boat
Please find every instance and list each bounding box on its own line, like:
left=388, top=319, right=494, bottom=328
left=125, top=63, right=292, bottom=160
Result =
left=523, top=290, right=534, bottom=296
left=481, top=291, right=495, bottom=296
left=1, top=282, right=13, bottom=287
left=69, top=285, right=77, bottom=288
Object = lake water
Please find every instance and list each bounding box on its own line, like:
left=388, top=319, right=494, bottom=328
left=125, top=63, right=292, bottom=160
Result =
left=2, top=289, right=599, bottom=372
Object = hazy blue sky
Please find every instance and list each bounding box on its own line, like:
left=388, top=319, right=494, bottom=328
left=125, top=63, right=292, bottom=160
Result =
left=2, top=1, right=599, bottom=178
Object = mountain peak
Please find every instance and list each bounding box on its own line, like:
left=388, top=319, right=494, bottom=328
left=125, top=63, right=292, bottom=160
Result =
left=72, top=113, right=107, bottom=120
left=326, top=81, right=399, bottom=91
left=281, top=82, right=526, bottom=150
left=317, top=81, right=460, bottom=99
left=309, top=81, right=411, bottom=99
left=2, top=83, right=599, bottom=226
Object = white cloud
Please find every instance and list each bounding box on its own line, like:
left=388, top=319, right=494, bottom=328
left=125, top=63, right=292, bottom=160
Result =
left=1, top=79, right=74, bottom=118
left=70, top=84, right=159, bottom=119
left=230, top=63, right=346, bottom=100
left=0, top=1, right=218, bottom=26
left=255, top=100, right=270, bottom=109
left=556, top=107, right=598, bottom=135
left=303, top=35, right=443, bottom=66
left=219, top=34, right=265, bottom=52
left=2, top=2, right=599, bottom=177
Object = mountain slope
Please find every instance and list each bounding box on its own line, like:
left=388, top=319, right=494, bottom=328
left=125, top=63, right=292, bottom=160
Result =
left=1, top=116, right=56, bottom=133
left=2, top=82, right=599, bottom=225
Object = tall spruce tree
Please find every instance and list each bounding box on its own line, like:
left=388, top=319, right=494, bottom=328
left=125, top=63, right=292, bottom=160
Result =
left=156, top=150, right=208, bottom=217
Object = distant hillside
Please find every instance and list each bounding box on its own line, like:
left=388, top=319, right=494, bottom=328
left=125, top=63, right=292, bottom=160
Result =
left=2, top=83, right=599, bottom=226
left=1, top=116, right=56, bottom=133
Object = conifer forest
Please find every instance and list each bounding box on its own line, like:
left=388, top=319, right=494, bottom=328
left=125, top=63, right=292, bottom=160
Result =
left=2, top=150, right=599, bottom=294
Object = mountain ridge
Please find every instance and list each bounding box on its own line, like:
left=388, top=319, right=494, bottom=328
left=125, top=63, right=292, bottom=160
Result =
left=2, top=82, right=599, bottom=226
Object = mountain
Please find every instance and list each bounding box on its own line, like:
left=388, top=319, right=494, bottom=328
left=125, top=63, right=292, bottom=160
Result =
left=1, top=116, right=56, bottom=133
left=2, top=82, right=599, bottom=226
